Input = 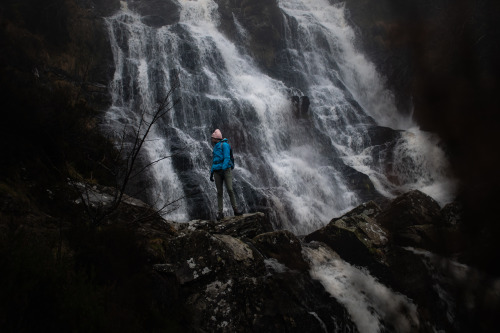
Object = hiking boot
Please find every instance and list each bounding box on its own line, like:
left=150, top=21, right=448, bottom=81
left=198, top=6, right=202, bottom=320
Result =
left=233, top=207, right=243, bottom=216
left=216, top=212, right=224, bottom=221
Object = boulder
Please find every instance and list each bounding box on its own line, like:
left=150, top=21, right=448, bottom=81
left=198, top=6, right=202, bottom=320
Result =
left=305, top=201, right=388, bottom=270
left=330, top=200, right=387, bottom=247
left=158, top=230, right=264, bottom=285
left=375, top=191, right=468, bottom=254
left=252, top=230, right=309, bottom=271
left=376, top=190, right=443, bottom=232
left=441, top=201, right=464, bottom=226
left=392, top=224, right=442, bottom=252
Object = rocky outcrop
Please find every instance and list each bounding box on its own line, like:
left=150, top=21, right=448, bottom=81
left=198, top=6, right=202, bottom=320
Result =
left=85, top=0, right=121, bottom=16
left=174, top=212, right=273, bottom=239
left=3, top=177, right=494, bottom=332
left=143, top=190, right=492, bottom=332
left=305, top=201, right=388, bottom=272
left=152, top=212, right=357, bottom=332
left=376, top=190, right=466, bottom=254
left=377, top=190, right=442, bottom=231
left=253, top=230, right=309, bottom=271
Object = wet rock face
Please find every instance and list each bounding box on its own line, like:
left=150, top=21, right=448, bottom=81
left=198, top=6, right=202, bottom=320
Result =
left=441, top=201, right=463, bottom=226
left=253, top=230, right=309, bottom=271
left=215, top=0, right=284, bottom=70
left=305, top=201, right=388, bottom=273
left=305, top=219, right=382, bottom=270
left=161, top=229, right=263, bottom=285
left=374, top=190, right=468, bottom=254
left=128, top=0, right=180, bottom=27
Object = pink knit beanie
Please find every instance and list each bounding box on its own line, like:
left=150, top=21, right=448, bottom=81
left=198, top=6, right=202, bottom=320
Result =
left=211, top=129, right=222, bottom=139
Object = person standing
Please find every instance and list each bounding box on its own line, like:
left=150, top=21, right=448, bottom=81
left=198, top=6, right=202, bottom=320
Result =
left=210, top=129, right=242, bottom=220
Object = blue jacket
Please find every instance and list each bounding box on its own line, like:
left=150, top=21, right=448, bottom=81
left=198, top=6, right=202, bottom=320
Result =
left=211, top=139, right=233, bottom=172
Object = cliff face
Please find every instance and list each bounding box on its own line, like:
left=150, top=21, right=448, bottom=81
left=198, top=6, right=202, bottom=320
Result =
left=0, top=0, right=121, bottom=187
left=0, top=0, right=119, bottom=101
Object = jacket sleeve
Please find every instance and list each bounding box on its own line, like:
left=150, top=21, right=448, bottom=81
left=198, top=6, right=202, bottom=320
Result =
left=222, top=142, right=231, bottom=170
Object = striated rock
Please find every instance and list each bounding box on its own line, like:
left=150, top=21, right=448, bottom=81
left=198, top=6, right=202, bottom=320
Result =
left=392, top=224, right=442, bottom=251
left=342, top=165, right=383, bottom=203
left=252, top=230, right=309, bottom=271
left=305, top=222, right=388, bottom=275
left=214, top=213, right=274, bottom=239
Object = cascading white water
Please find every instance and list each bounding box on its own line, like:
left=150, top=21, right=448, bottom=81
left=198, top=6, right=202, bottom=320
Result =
left=279, top=0, right=407, bottom=129
left=104, top=0, right=457, bottom=233
left=105, top=5, right=189, bottom=221
left=303, top=243, right=420, bottom=333
left=277, top=0, right=457, bottom=206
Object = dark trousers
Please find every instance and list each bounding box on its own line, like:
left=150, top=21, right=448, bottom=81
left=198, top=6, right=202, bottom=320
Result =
left=214, top=169, right=236, bottom=213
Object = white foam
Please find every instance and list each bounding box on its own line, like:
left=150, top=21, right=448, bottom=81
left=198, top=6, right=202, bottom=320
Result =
left=304, top=244, right=420, bottom=333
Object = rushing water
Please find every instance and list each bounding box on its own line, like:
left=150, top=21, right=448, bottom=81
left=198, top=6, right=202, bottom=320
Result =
left=303, top=243, right=420, bottom=333
left=104, top=0, right=457, bottom=234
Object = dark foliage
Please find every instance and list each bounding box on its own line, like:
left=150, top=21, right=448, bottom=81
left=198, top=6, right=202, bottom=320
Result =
left=0, top=223, right=185, bottom=332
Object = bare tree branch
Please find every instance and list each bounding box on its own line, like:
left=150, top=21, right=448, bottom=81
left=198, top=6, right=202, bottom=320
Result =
left=76, top=70, right=182, bottom=225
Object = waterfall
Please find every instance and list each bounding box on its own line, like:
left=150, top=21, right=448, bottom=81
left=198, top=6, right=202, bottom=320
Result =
left=104, top=0, right=457, bottom=233
left=303, top=243, right=420, bottom=333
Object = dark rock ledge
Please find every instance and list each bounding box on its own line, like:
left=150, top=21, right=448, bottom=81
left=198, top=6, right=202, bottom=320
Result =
left=125, top=190, right=495, bottom=332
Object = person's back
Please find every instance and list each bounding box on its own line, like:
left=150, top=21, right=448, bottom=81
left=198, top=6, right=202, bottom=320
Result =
left=210, top=129, right=241, bottom=220
left=211, top=138, right=233, bottom=172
